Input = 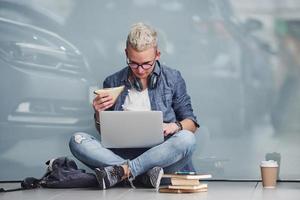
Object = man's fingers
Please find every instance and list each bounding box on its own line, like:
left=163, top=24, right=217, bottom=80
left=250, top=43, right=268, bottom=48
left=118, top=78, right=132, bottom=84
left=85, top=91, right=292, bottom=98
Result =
left=95, top=100, right=113, bottom=111
left=163, top=123, right=178, bottom=136
left=93, top=93, right=113, bottom=111
left=163, top=127, right=171, bottom=136
left=164, top=130, right=171, bottom=136
left=103, top=102, right=114, bottom=110
left=96, top=91, right=110, bottom=98
left=95, top=95, right=113, bottom=104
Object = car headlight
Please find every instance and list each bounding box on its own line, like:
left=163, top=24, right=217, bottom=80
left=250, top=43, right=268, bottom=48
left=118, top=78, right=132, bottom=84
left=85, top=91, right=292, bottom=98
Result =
left=0, top=41, right=85, bottom=75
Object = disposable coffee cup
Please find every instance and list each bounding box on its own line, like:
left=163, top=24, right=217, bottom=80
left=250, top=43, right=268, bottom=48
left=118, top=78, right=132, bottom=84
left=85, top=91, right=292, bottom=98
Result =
left=260, top=160, right=278, bottom=188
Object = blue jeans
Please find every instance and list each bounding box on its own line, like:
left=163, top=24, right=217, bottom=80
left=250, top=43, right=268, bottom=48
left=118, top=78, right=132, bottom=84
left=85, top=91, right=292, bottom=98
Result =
left=69, top=130, right=196, bottom=178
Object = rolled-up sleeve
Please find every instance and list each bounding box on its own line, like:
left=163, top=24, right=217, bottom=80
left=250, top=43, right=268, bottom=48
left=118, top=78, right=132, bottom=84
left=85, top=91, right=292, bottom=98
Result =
left=172, top=71, right=200, bottom=127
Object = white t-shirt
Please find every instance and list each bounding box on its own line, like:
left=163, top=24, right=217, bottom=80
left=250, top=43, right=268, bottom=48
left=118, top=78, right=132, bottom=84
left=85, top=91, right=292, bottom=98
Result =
left=122, top=88, right=151, bottom=111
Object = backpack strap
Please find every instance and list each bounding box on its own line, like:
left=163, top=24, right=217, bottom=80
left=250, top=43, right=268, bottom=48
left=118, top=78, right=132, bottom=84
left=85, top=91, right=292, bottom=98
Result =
left=0, top=187, right=26, bottom=192
left=0, top=177, right=41, bottom=193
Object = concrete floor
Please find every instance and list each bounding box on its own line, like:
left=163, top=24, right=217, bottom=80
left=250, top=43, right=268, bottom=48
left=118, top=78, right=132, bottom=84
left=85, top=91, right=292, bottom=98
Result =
left=1, top=182, right=300, bottom=200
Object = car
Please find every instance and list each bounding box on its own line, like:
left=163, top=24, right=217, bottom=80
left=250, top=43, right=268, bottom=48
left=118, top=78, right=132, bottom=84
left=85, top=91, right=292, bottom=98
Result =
left=0, top=16, right=95, bottom=129
left=0, top=16, right=96, bottom=135
left=0, top=17, right=97, bottom=179
left=0, top=0, right=64, bottom=31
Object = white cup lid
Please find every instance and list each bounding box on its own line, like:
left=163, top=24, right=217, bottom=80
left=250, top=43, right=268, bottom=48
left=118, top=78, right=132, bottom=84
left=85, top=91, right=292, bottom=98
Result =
left=261, top=160, right=278, bottom=167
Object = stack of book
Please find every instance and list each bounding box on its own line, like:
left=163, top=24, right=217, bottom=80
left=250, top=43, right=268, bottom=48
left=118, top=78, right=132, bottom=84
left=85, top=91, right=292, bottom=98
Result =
left=159, top=172, right=212, bottom=193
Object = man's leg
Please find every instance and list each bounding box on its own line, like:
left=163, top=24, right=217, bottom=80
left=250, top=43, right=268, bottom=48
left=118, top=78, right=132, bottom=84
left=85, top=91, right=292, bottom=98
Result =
left=128, top=130, right=196, bottom=178
left=69, top=132, right=132, bottom=189
left=163, top=154, right=195, bottom=174
left=69, top=132, right=125, bottom=169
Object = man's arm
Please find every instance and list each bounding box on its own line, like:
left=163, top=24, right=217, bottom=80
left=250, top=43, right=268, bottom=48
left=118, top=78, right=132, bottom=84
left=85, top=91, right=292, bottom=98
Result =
left=171, top=70, right=200, bottom=131
left=94, top=112, right=100, bottom=133
left=93, top=92, right=115, bottom=133
left=93, top=78, right=116, bottom=133
left=163, top=118, right=198, bottom=136
left=180, top=118, right=198, bottom=133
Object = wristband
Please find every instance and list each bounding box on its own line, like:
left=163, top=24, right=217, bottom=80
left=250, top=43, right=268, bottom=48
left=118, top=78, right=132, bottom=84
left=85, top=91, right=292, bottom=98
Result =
left=175, top=121, right=183, bottom=131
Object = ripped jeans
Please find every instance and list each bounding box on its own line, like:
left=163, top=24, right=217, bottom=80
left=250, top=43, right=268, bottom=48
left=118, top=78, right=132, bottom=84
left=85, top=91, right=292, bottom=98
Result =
left=69, top=130, right=196, bottom=178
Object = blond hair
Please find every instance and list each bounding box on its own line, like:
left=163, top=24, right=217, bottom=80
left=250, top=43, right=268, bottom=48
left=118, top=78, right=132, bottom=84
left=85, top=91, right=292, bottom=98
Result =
left=126, top=22, right=158, bottom=52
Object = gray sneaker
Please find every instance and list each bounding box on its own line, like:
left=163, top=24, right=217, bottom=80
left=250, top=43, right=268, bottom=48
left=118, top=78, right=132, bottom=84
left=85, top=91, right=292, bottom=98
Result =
left=95, top=165, right=124, bottom=189
left=138, top=166, right=164, bottom=189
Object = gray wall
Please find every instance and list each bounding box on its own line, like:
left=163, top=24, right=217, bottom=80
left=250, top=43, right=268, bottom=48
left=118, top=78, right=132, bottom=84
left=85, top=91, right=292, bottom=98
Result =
left=0, top=0, right=300, bottom=180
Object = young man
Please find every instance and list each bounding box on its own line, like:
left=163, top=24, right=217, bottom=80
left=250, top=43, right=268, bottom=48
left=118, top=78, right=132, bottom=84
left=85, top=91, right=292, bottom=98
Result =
left=69, top=22, right=199, bottom=189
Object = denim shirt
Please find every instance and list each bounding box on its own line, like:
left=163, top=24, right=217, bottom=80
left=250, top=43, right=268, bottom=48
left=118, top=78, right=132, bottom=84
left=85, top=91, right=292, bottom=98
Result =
left=102, top=62, right=199, bottom=127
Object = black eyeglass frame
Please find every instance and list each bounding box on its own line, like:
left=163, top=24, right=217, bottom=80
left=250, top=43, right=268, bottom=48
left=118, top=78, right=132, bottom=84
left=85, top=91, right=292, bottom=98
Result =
left=126, top=57, right=156, bottom=70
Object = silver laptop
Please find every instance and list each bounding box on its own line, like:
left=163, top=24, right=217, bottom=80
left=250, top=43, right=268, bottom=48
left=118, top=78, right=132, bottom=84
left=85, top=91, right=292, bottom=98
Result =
left=99, top=111, right=164, bottom=148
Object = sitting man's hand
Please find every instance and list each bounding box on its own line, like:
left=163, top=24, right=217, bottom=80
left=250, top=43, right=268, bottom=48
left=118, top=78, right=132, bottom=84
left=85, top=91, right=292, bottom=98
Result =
left=93, top=92, right=114, bottom=112
left=163, top=123, right=180, bottom=136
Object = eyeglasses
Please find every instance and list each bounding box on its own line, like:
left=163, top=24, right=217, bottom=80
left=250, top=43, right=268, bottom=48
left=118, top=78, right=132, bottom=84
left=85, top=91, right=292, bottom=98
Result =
left=127, top=58, right=156, bottom=70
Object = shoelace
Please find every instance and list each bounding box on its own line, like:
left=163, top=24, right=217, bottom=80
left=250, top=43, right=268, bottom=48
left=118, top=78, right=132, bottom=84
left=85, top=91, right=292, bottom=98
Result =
left=128, top=176, right=136, bottom=189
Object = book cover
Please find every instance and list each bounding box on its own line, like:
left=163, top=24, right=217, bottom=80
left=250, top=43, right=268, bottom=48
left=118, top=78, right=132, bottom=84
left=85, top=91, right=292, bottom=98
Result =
left=171, top=178, right=200, bottom=186
left=159, top=187, right=208, bottom=193
left=163, top=174, right=212, bottom=180
left=94, top=85, right=125, bottom=102
left=168, top=183, right=208, bottom=190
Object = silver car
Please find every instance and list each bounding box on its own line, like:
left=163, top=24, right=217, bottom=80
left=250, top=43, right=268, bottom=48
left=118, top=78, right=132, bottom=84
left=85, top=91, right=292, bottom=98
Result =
left=0, top=17, right=95, bottom=139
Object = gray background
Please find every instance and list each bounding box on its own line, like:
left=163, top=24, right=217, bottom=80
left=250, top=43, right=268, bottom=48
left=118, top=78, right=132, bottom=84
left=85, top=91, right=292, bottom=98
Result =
left=0, top=0, right=299, bottom=180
